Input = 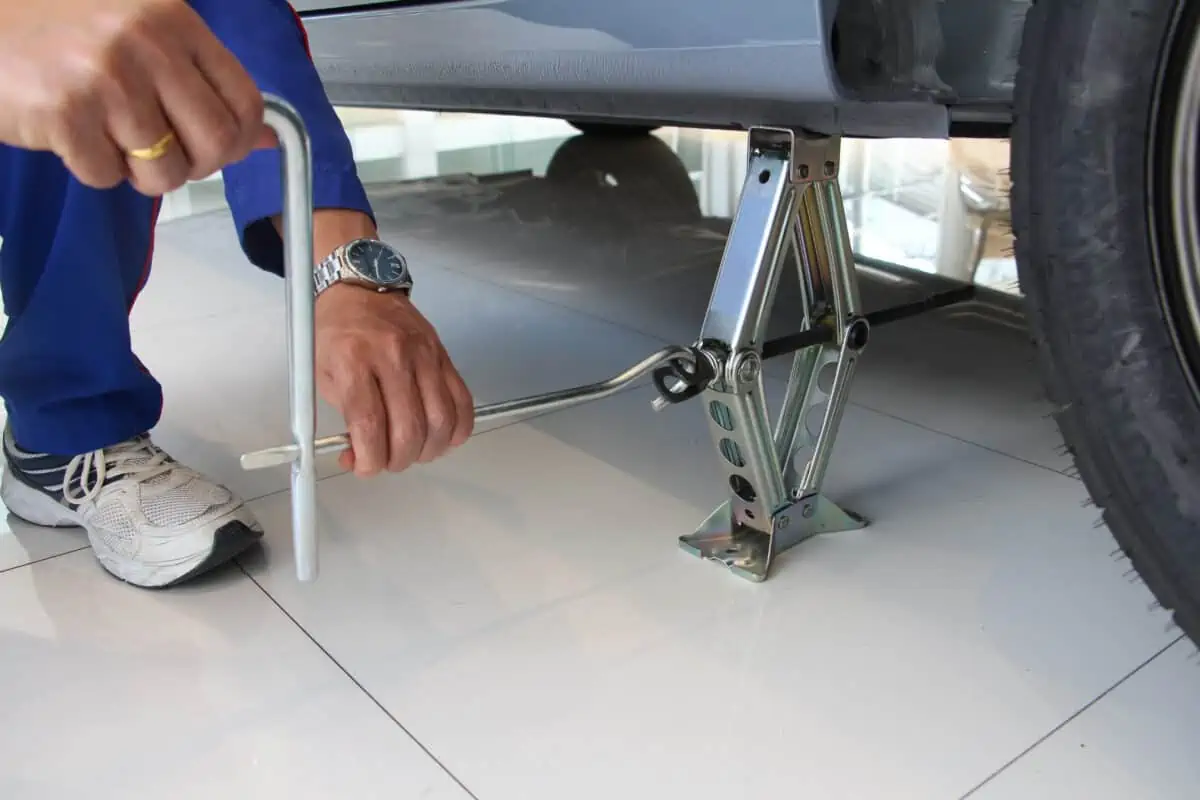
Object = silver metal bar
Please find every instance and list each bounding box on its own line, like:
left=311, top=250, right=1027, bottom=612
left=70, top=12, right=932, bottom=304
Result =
left=262, top=94, right=317, bottom=583
left=773, top=343, right=819, bottom=468
left=697, top=132, right=796, bottom=352
left=241, top=344, right=694, bottom=468
left=795, top=179, right=864, bottom=494
left=772, top=174, right=869, bottom=498
left=771, top=217, right=819, bottom=467
left=696, top=132, right=798, bottom=531
left=777, top=339, right=839, bottom=494
left=798, top=321, right=864, bottom=494
left=815, top=179, right=864, bottom=332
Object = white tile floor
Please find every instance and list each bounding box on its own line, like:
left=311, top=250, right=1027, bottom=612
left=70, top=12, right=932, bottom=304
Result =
left=1, top=121, right=1198, bottom=799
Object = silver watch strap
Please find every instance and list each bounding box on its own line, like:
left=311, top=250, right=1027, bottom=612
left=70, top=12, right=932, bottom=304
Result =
left=313, top=254, right=342, bottom=297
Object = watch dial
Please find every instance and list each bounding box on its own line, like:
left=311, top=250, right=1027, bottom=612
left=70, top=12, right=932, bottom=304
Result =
left=349, top=239, right=408, bottom=285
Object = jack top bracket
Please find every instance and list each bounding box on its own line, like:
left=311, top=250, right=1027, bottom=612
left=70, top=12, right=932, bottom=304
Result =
left=748, top=127, right=841, bottom=184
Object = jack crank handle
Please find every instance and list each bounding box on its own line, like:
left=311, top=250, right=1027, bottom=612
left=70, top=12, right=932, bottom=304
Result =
left=262, top=93, right=318, bottom=583
left=240, top=345, right=698, bottom=472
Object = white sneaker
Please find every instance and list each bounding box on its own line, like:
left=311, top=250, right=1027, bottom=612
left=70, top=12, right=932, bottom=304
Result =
left=1, top=429, right=262, bottom=587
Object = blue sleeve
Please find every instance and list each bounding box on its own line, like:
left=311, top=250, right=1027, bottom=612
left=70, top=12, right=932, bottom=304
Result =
left=190, top=0, right=374, bottom=277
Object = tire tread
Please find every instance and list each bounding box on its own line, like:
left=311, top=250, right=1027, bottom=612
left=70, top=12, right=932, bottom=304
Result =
left=1011, top=0, right=1200, bottom=643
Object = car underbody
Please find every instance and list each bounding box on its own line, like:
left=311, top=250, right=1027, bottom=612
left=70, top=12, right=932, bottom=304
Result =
left=295, top=0, right=1027, bottom=139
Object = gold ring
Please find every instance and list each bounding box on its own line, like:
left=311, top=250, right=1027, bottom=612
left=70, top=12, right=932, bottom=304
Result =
left=127, top=131, right=176, bottom=161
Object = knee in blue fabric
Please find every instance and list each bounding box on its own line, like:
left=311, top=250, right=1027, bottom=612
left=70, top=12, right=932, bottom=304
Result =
left=0, top=145, right=164, bottom=455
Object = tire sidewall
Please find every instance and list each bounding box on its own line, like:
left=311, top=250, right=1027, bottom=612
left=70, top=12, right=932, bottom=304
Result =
left=1013, top=0, right=1200, bottom=622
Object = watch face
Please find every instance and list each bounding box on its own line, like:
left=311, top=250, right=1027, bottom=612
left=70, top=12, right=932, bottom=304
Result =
left=347, top=239, right=408, bottom=286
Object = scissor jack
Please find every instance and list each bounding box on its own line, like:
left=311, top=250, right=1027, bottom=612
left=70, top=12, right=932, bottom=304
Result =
left=247, top=98, right=974, bottom=582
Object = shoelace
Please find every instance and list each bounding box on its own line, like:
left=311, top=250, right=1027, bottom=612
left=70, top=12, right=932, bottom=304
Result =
left=62, top=438, right=190, bottom=506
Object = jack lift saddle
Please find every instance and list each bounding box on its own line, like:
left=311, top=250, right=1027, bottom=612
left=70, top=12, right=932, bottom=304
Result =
left=245, top=95, right=977, bottom=583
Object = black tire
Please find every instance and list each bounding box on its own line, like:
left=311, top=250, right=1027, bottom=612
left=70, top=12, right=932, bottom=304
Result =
left=567, top=120, right=659, bottom=137
left=1011, top=0, right=1200, bottom=645
left=544, top=133, right=702, bottom=220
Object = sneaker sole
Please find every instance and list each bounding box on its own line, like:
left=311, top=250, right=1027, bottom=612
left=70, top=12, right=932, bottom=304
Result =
left=157, top=520, right=263, bottom=589
left=0, top=467, right=263, bottom=587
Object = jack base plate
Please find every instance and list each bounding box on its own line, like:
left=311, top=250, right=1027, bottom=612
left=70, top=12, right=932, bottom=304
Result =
left=679, top=495, right=867, bottom=582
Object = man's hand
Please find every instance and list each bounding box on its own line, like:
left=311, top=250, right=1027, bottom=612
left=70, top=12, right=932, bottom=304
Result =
left=0, top=0, right=272, bottom=196
left=315, top=284, right=475, bottom=476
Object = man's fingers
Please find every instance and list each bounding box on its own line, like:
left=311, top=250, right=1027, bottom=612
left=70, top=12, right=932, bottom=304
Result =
left=254, top=127, right=279, bottom=150
left=154, top=61, right=241, bottom=181
left=189, top=31, right=267, bottom=164
left=335, top=370, right=390, bottom=477
left=0, top=0, right=270, bottom=191
left=316, top=292, right=474, bottom=477
left=145, top=44, right=249, bottom=181
left=49, top=92, right=127, bottom=189
left=414, top=354, right=458, bottom=464
left=98, top=48, right=191, bottom=195
left=442, top=357, right=475, bottom=448
left=376, top=351, right=426, bottom=472
left=119, top=124, right=190, bottom=196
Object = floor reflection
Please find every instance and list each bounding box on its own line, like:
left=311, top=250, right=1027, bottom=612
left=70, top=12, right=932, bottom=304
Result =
left=161, top=109, right=1017, bottom=297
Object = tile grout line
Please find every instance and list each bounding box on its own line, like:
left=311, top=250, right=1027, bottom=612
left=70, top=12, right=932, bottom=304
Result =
left=849, top=400, right=1082, bottom=482
left=237, top=562, right=483, bottom=800
left=0, top=544, right=90, bottom=576
left=956, top=633, right=1186, bottom=799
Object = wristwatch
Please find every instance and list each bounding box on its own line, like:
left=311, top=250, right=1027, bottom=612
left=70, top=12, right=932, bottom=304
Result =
left=313, top=238, right=413, bottom=298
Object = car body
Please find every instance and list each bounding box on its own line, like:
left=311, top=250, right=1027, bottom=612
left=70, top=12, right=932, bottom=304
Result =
left=293, top=0, right=1031, bottom=139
